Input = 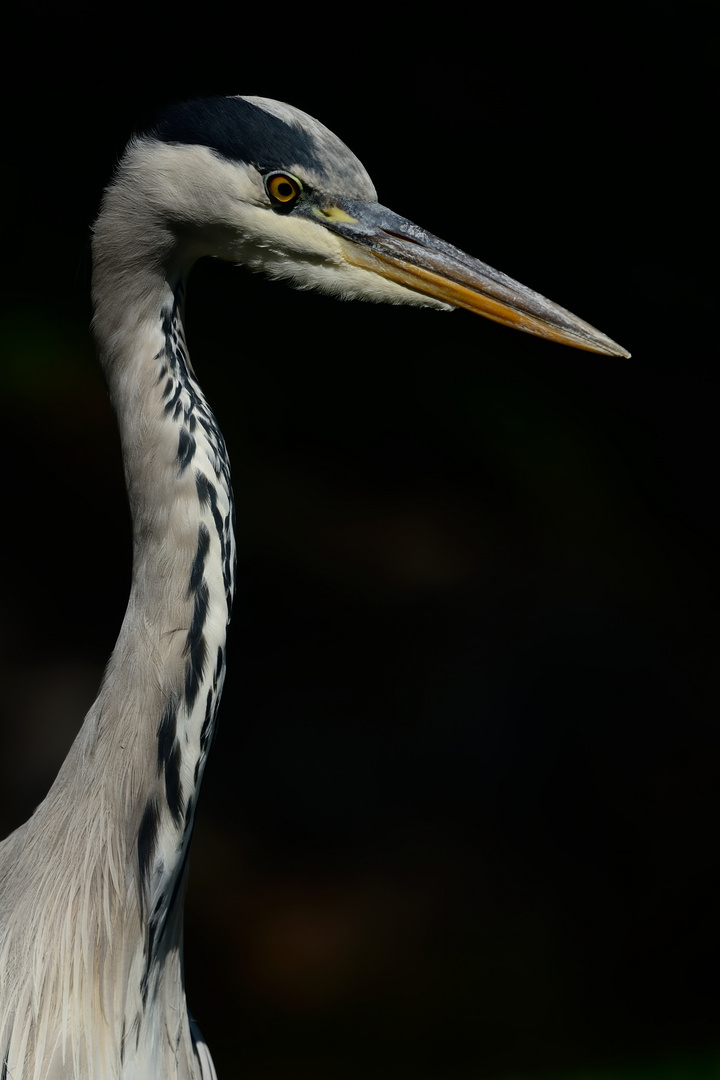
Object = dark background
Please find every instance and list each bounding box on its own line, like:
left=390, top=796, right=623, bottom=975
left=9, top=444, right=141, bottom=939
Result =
left=0, top=4, right=717, bottom=1078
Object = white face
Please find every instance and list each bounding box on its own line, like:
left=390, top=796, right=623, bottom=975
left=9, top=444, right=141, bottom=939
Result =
left=120, top=136, right=451, bottom=310
left=180, top=96, right=435, bottom=307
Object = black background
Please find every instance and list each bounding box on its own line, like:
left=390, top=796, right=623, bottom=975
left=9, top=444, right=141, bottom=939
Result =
left=0, top=4, right=717, bottom=1077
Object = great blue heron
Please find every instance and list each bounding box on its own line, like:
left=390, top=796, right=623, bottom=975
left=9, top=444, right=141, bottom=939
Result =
left=0, top=95, right=628, bottom=1079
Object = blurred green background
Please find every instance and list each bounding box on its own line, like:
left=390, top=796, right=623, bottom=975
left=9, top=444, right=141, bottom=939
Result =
left=0, top=3, right=717, bottom=1078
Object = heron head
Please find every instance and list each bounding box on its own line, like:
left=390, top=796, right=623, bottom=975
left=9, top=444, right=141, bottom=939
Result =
left=106, top=95, right=628, bottom=357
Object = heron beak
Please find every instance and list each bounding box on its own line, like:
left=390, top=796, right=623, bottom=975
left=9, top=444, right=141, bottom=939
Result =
left=314, top=200, right=630, bottom=358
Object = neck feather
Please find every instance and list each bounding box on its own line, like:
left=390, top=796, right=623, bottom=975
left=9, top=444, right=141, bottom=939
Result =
left=89, top=259, right=236, bottom=917
left=0, top=151, right=237, bottom=1079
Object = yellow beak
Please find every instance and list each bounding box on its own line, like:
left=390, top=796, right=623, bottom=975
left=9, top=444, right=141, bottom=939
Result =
left=313, top=198, right=629, bottom=358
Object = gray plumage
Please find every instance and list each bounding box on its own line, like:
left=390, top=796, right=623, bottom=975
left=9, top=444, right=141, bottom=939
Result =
left=0, top=95, right=628, bottom=1080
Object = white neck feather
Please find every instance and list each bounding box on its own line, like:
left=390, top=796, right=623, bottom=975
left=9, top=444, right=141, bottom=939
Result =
left=0, top=154, right=236, bottom=1079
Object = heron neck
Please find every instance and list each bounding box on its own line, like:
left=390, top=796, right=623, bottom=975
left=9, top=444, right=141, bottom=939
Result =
left=0, top=248, right=238, bottom=1070
left=85, top=262, right=236, bottom=941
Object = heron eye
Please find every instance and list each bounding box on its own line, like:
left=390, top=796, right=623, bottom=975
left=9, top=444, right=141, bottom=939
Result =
left=266, top=172, right=302, bottom=208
